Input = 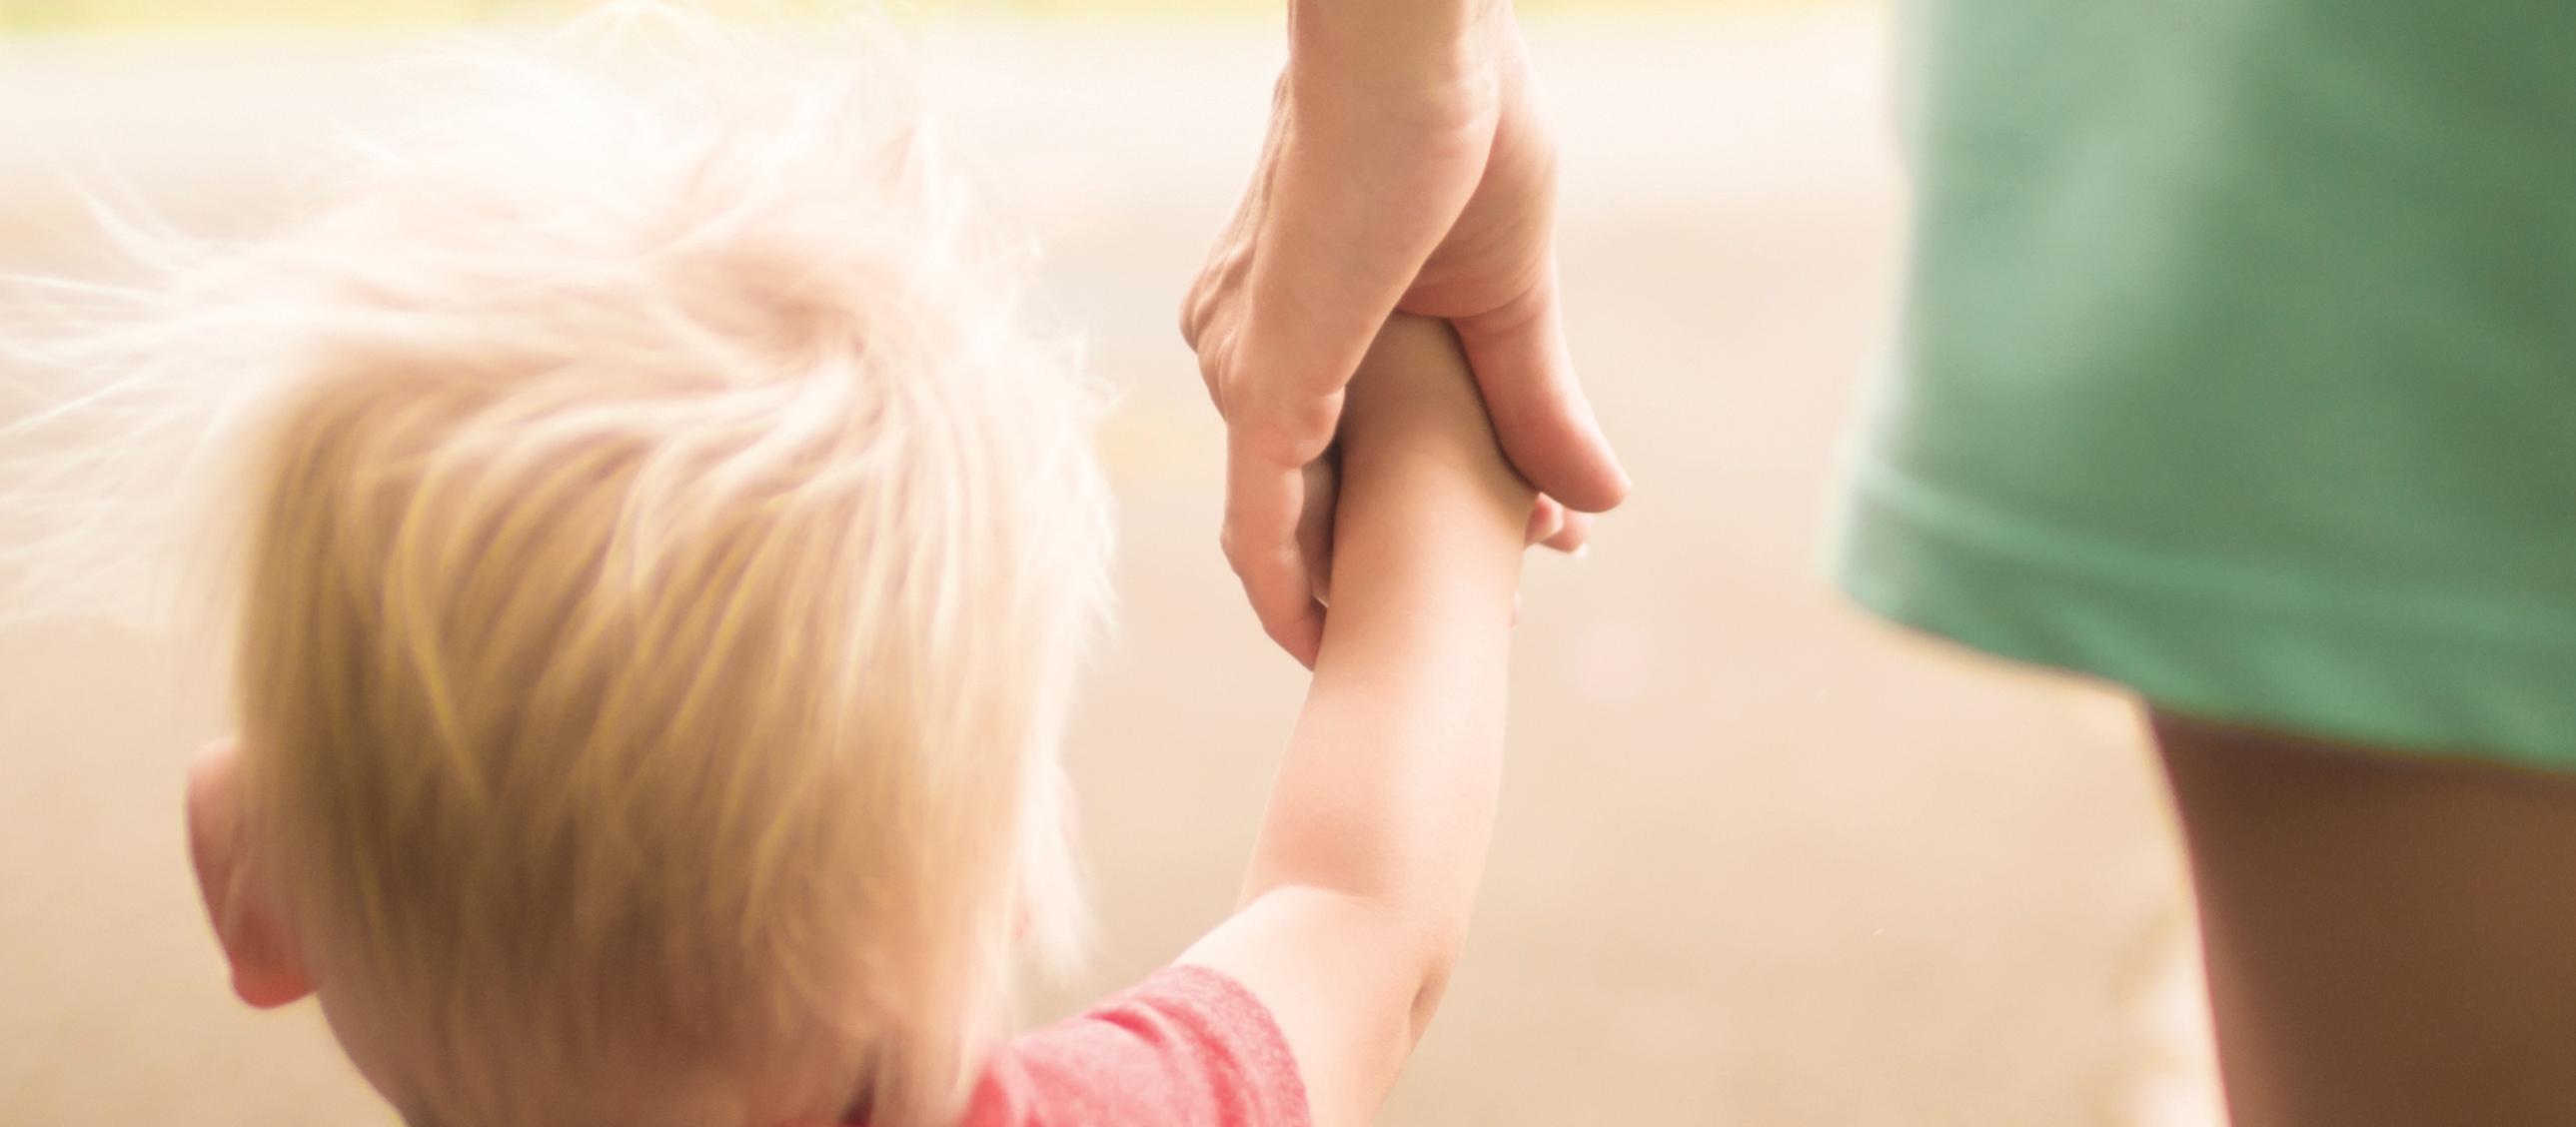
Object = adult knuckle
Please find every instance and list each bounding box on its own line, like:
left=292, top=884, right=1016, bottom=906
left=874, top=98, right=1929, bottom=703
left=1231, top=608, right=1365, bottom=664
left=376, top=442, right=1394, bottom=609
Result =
left=1251, top=397, right=1339, bottom=465
left=1240, top=415, right=1315, bottom=467
left=1219, top=524, right=1260, bottom=571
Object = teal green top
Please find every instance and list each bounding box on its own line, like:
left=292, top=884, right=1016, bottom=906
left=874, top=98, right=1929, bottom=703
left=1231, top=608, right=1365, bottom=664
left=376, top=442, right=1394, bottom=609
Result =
left=1837, top=0, right=2576, bottom=767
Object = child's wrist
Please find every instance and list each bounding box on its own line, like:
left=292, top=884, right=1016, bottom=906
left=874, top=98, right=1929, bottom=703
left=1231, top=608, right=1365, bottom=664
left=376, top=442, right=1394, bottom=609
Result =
left=1336, top=315, right=1533, bottom=547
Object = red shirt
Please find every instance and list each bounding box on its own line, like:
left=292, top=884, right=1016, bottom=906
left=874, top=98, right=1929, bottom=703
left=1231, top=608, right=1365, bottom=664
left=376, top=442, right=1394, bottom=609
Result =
left=866, top=966, right=1310, bottom=1127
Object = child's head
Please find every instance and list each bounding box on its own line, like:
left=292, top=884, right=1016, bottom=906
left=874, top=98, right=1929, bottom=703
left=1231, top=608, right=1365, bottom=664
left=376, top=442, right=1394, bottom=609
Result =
left=143, top=8, right=1109, bottom=1125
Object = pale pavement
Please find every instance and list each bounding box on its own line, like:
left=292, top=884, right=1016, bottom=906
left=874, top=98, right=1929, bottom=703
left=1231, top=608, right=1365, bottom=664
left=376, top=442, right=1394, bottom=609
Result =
left=0, top=9, right=2220, bottom=1125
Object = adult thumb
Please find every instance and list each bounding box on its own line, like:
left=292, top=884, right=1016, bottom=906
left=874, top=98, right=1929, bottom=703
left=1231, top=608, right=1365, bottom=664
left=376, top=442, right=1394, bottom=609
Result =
left=1451, top=265, right=1630, bottom=513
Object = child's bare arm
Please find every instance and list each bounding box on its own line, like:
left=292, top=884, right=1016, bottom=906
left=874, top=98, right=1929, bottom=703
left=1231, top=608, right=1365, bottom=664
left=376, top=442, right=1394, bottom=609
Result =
left=1181, top=313, right=1535, bottom=1127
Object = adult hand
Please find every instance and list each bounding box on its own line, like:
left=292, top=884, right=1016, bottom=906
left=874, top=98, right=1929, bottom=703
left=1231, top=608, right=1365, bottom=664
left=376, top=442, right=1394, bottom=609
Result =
left=1182, top=0, right=1628, bottom=665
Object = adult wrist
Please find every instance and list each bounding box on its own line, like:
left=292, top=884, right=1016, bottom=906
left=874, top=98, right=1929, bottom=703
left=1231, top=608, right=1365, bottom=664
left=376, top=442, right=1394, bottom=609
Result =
left=1286, top=0, right=1508, bottom=110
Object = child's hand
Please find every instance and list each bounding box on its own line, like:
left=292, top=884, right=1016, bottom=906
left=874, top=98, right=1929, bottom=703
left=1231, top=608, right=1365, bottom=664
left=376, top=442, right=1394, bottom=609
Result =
left=1292, top=316, right=1586, bottom=608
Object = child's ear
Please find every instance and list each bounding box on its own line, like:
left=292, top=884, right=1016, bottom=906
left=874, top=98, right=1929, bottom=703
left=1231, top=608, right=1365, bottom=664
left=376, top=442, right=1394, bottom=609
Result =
left=186, top=740, right=314, bottom=1009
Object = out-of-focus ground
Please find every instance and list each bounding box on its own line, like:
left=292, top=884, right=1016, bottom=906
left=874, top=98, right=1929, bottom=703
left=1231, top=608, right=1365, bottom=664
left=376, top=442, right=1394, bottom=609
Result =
left=0, top=0, right=1797, bottom=33
left=0, top=7, right=2223, bottom=1125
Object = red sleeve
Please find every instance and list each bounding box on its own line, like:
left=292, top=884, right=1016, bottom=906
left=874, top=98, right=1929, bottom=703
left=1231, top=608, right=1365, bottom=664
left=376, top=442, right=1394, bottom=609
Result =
left=962, top=965, right=1310, bottom=1127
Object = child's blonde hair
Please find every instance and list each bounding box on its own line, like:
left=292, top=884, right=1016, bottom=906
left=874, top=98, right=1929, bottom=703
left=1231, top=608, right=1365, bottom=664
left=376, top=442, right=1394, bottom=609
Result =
left=8, top=6, right=1110, bottom=1125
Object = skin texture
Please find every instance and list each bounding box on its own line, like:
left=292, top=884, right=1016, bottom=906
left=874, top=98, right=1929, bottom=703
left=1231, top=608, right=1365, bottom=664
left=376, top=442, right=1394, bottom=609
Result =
left=1183, top=313, right=1535, bottom=1127
left=2150, top=708, right=2576, bottom=1126
left=1182, top=0, right=1626, bottom=665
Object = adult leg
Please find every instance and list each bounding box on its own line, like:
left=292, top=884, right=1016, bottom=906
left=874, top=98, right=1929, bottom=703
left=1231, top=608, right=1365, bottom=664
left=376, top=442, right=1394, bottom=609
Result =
left=2150, top=708, right=2576, bottom=1127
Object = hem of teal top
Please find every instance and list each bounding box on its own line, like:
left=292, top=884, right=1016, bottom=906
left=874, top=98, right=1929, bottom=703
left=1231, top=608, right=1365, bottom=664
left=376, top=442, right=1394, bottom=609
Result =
left=1832, top=459, right=2576, bottom=772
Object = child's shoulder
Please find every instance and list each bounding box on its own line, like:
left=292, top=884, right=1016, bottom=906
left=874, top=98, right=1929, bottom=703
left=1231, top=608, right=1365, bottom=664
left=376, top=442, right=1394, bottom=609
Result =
left=952, top=966, right=1309, bottom=1127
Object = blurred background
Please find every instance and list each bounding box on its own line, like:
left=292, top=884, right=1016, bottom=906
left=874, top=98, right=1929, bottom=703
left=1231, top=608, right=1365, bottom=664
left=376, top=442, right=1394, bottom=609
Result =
left=0, top=2, right=2223, bottom=1124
